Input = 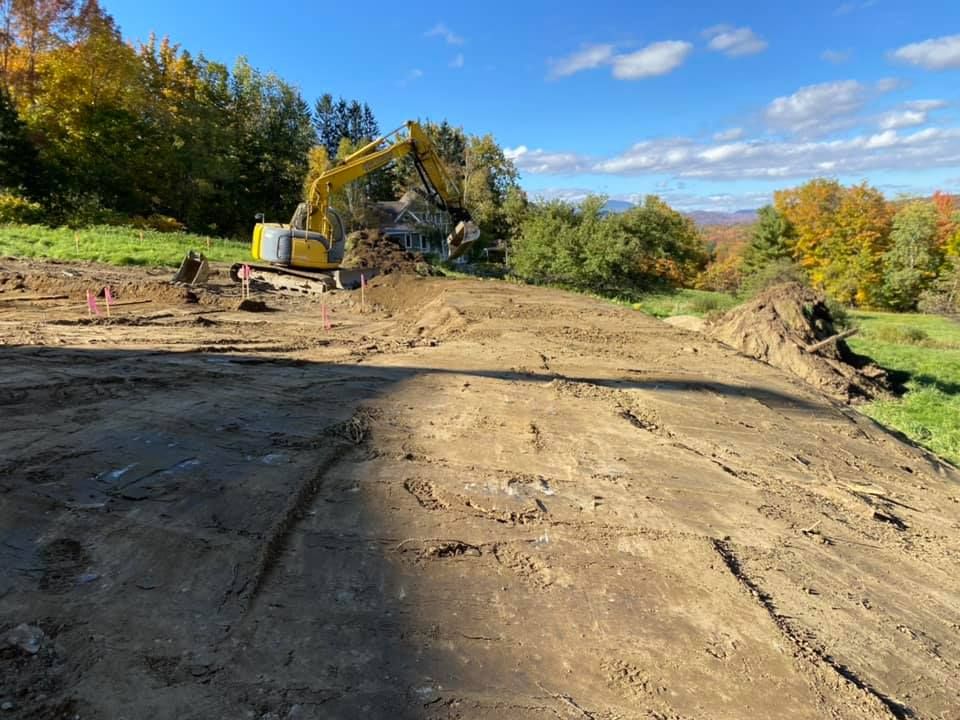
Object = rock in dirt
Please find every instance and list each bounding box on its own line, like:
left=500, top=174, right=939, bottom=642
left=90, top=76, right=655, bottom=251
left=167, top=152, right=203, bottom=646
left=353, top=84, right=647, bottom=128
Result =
left=237, top=299, right=270, bottom=312
left=5, top=623, right=44, bottom=654
left=342, top=230, right=440, bottom=276
left=709, top=282, right=890, bottom=403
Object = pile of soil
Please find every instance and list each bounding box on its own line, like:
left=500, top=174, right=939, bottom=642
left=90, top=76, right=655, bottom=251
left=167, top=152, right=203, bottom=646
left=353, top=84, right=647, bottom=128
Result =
left=341, top=230, right=439, bottom=276
left=709, top=282, right=891, bottom=403
left=237, top=298, right=270, bottom=312
left=0, top=262, right=226, bottom=307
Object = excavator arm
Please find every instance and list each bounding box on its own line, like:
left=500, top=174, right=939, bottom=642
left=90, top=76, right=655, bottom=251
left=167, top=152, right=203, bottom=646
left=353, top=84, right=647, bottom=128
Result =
left=249, top=120, right=480, bottom=276
left=300, top=121, right=478, bottom=258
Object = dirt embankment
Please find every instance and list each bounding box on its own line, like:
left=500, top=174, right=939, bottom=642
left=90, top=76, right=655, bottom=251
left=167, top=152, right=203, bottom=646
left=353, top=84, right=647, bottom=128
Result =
left=1, top=260, right=959, bottom=720
left=710, top=282, right=891, bottom=403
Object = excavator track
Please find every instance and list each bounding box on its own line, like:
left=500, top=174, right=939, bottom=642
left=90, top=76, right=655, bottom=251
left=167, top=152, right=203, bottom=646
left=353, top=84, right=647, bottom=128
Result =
left=230, top=263, right=372, bottom=295
left=230, top=263, right=337, bottom=295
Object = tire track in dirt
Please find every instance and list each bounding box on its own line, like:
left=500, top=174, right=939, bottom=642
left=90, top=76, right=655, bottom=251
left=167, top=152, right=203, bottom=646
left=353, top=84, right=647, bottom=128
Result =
left=712, top=538, right=913, bottom=720
left=229, top=409, right=374, bottom=610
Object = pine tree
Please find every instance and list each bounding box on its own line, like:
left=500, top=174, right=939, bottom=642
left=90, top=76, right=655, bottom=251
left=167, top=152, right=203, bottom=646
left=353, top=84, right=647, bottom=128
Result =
left=741, top=205, right=793, bottom=274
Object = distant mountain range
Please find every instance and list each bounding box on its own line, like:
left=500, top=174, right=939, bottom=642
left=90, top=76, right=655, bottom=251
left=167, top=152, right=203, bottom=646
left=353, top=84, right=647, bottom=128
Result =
left=601, top=199, right=757, bottom=226
left=684, top=209, right=758, bottom=226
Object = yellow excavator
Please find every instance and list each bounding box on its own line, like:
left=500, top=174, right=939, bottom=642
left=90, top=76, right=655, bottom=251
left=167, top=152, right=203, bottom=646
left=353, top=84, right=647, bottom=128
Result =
left=230, top=120, right=480, bottom=292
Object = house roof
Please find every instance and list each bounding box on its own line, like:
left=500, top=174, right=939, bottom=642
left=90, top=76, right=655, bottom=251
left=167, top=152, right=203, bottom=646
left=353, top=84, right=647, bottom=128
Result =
left=373, top=189, right=422, bottom=221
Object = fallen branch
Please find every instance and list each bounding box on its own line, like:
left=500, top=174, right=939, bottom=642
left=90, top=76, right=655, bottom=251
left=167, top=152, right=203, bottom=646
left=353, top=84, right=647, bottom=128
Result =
left=805, top=328, right=858, bottom=353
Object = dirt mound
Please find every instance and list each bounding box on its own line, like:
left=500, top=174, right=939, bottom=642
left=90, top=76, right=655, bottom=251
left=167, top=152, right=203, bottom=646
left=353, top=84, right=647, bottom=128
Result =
left=709, top=282, right=890, bottom=403
left=237, top=298, right=270, bottom=312
left=0, top=262, right=227, bottom=308
left=341, top=230, right=439, bottom=276
left=363, top=274, right=469, bottom=339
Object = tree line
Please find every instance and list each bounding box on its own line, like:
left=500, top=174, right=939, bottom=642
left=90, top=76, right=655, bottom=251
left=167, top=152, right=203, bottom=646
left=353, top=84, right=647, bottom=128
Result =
left=697, top=180, right=960, bottom=312
left=0, top=0, right=522, bottom=239
left=508, top=195, right=710, bottom=297
left=2, top=4, right=954, bottom=311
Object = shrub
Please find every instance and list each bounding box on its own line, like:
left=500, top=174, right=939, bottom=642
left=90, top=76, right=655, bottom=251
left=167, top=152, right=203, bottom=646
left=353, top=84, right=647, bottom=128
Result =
left=917, top=257, right=960, bottom=316
left=131, top=214, right=187, bottom=233
left=825, top=297, right=853, bottom=330
left=694, top=254, right=742, bottom=293
left=690, top=294, right=722, bottom=314
left=0, top=192, right=43, bottom=224
left=738, top=259, right=809, bottom=299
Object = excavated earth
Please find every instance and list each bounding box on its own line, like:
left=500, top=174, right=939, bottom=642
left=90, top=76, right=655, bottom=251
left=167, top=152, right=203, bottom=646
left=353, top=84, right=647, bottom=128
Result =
left=1, top=258, right=959, bottom=720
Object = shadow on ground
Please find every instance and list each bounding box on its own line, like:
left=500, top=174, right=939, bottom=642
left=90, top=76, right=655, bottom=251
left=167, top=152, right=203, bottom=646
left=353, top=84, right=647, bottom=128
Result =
left=0, top=343, right=841, bottom=718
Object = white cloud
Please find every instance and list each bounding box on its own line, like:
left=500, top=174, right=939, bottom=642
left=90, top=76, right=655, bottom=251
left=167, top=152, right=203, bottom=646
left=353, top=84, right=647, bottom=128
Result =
left=550, top=40, right=691, bottom=81
left=875, top=77, right=903, bottom=92
left=703, top=26, right=768, bottom=57
left=877, top=99, right=946, bottom=130
left=714, top=127, right=744, bottom=141
left=765, top=80, right=866, bottom=134
left=656, top=190, right=774, bottom=212
left=450, top=53, right=464, bottom=69
left=425, top=23, right=464, bottom=45
left=504, top=146, right=591, bottom=174
left=611, top=41, right=693, bottom=79
left=878, top=110, right=926, bottom=130
left=864, top=130, right=898, bottom=149
left=834, top=0, right=876, bottom=15
left=532, top=188, right=595, bottom=204
left=399, top=68, right=424, bottom=86
left=505, top=126, right=960, bottom=181
left=549, top=44, right=614, bottom=78
left=891, top=34, right=960, bottom=70
left=821, top=49, right=851, bottom=64
left=905, top=99, right=948, bottom=111
left=699, top=142, right=750, bottom=162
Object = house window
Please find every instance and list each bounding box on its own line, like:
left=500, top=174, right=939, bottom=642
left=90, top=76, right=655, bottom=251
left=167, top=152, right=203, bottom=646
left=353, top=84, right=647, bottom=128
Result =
left=404, top=234, right=413, bottom=249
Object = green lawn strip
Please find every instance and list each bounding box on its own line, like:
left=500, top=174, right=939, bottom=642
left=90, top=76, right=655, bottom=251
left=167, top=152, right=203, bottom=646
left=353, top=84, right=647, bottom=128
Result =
left=632, top=288, right=738, bottom=318
left=849, top=311, right=960, bottom=466
left=0, top=224, right=250, bottom=267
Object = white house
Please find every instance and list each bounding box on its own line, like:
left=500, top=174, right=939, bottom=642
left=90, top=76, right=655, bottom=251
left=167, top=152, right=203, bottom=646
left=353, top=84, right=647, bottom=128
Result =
left=374, top=190, right=453, bottom=259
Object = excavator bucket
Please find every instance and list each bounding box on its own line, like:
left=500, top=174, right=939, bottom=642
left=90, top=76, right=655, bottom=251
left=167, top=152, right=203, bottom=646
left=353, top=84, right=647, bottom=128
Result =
left=172, top=251, right=210, bottom=285
left=447, top=220, right=481, bottom=261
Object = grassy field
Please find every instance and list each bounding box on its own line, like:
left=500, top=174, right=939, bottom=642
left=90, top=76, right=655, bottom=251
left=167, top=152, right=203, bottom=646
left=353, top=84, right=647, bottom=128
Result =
left=848, top=311, right=960, bottom=466
left=0, top=224, right=250, bottom=267
left=631, top=288, right=740, bottom=318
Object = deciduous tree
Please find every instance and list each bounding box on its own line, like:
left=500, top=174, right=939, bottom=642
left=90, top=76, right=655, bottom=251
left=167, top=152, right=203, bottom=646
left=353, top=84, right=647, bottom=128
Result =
left=881, top=201, right=942, bottom=310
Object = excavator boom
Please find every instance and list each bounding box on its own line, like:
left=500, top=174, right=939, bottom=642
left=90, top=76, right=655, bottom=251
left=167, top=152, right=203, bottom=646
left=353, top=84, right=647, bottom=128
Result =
left=247, top=121, right=480, bottom=284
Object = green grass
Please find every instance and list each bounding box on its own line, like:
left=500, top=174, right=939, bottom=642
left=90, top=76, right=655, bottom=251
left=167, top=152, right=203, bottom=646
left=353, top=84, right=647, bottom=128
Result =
left=0, top=224, right=250, bottom=267
left=631, top=288, right=739, bottom=318
left=848, top=311, right=960, bottom=465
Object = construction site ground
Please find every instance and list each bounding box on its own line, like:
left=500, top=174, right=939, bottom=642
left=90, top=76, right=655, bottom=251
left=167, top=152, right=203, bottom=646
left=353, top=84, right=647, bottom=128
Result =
left=1, top=258, right=959, bottom=720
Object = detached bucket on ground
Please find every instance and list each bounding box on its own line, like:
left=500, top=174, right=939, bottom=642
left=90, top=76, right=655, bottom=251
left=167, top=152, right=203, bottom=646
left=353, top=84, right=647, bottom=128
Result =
left=173, top=251, right=210, bottom=285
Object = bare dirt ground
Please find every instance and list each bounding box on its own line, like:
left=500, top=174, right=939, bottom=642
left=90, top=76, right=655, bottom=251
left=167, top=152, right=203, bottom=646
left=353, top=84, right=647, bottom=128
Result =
left=1, top=258, right=959, bottom=720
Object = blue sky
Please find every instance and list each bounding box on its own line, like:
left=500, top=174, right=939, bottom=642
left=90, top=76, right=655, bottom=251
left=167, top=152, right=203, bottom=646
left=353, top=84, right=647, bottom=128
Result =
left=107, top=0, right=959, bottom=210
